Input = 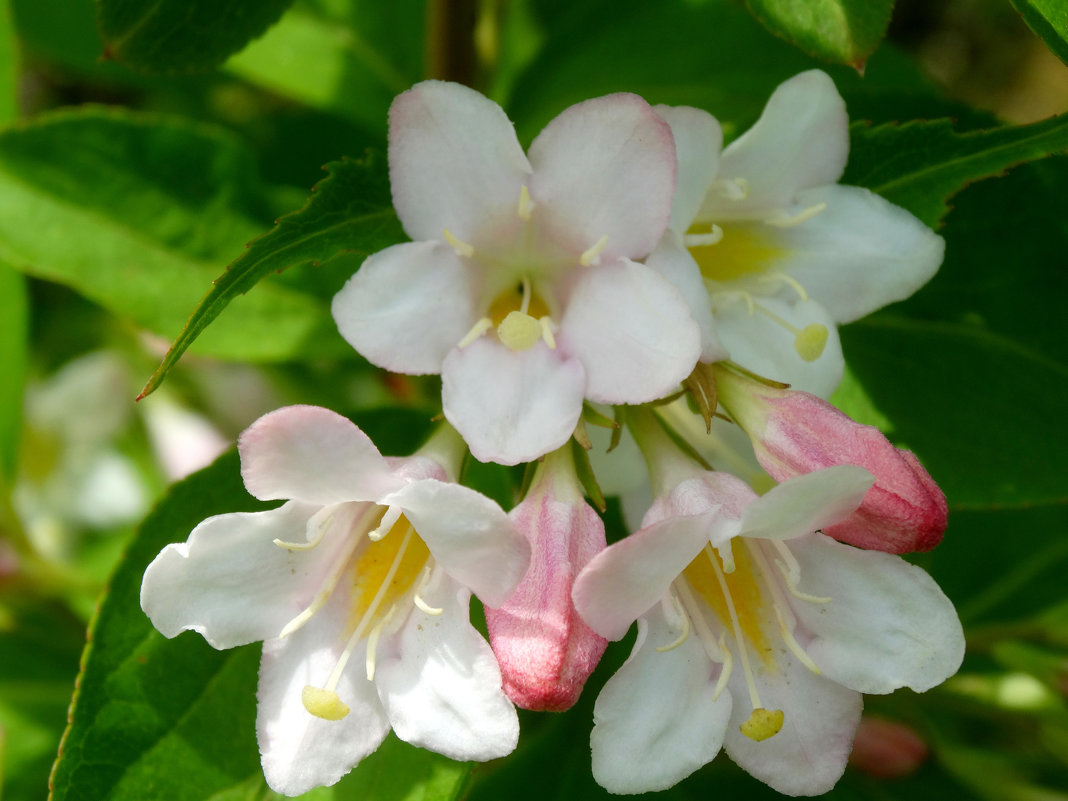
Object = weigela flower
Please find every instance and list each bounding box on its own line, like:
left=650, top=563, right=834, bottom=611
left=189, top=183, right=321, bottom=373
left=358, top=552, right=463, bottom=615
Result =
left=715, top=364, right=948, bottom=553
left=485, top=446, right=608, bottom=711
left=572, top=422, right=964, bottom=795
left=332, top=81, right=701, bottom=465
left=647, top=70, right=945, bottom=396
left=140, top=406, right=528, bottom=796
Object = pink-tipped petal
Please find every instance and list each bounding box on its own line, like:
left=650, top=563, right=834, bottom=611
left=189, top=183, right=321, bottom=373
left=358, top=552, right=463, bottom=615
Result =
left=528, top=93, right=676, bottom=261
left=654, top=104, right=723, bottom=233
left=388, top=80, right=531, bottom=245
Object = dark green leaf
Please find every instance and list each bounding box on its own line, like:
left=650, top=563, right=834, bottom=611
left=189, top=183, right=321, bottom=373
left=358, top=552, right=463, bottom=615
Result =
left=0, top=264, right=27, bottom=484
left=97, top=0, right=296, bottom=74
left=0, top=0, right=16, bottom=122
left=140, top=154, right=402, bottom=398
left=744, top=0, right=894, bottom=68
left=844, top=114, right=1068, bottom=228
left=0, top=107, right=345, bottom=365
left=1011, top=0, right=1068, bottom=66
left=328, top=734, right=470, bottom=801
left=49, top=451, right=270, bottom=801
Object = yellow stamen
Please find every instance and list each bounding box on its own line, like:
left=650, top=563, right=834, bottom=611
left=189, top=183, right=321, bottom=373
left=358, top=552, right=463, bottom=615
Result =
left=684, top=225, right=724, bottom=248
left=740, top=708, right=784, bottom=741
left=752, top=304, right=828, bottom=362
left=497, top=311, right=543, bottom=350
left=518, top=184, right=534, bottom=221
left=764, top=202, right=827, bottom=228
left=301, top=686, right=349, bottom=720
left=580, top=235, right=609, bottom=267
left=457, top=317, right=493, bottom=349
left=443, top=228, right=475, bottom=257
left=656, top=593, right=692, bottom=652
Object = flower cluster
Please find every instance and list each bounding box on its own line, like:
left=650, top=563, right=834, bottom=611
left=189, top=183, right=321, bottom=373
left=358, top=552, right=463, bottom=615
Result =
left=142, top=71, right=963, bottom=797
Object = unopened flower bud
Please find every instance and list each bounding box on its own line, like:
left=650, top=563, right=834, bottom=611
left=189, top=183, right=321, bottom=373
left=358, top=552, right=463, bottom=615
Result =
left=715, top=365, right=947, bottom=553
left=849, top=717, right=929, bottom=779
left=485, top=448, right=608, bottom=710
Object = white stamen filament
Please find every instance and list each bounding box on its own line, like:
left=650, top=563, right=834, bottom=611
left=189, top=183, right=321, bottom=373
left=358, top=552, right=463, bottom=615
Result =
left=518, top=184, right=534, bottom=220
left=716, top=543, right=736, bottom=574
left=656, top=592, right=692, bottom=652
left=716, top=177, right=750, bottom=200
left=675, top=578, right=733, bottom=701
left=706, top=544, right=763, bottom=711
left=278, top=526, right=367, bottom=639
left=365, top=604, right=396, bottom=681
left=759, top=271, right=810, bottom=302
left=748, top=543, right=823, bottom=676
left=684, top=225, right=724, bottom=248
left=457, top=317, right=493, bottom=349
left=771, top=540, right=832, bottom=603
left=764, top=202, right=827, bottom=228
left=518, top=276, right=532, bottom=314
left=580, top=235, right=609, bottom=266
left=539, top=317, right=557, bottom=349
left=413, top=566, right=444, bottom=615
left=752, top=303, right=828, bottom=362
left=273, top=506, right=337, bottom=550
left=443, top=228, right=475, bottom=257
left=368, top=505, right=403, bottom=542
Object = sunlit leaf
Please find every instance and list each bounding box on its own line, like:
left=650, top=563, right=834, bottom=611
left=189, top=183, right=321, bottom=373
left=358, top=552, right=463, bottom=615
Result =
left=140, top=154, right=401, bottom=398
left=845, top=114, right=1068, bottom=228
left=0, top=107, right=346, bottom=365
left=744, top=0, right=894, bottom=68
left=97, top=0, right=296, bottom=74
left=1011, top=0, right=1068, bottom=66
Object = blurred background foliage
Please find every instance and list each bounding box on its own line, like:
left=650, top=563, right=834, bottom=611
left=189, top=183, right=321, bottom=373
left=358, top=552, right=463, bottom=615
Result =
left=0, top=0, right=1066, bottom=799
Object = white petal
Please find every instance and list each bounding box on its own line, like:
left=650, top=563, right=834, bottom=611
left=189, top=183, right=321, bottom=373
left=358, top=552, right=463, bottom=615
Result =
left=739, top=465, right=873, bottom=541
left=790, top=534, right=965, bottom=694
left=382, top=478, right=528, bottom=608
left=723, top=650, right=862, bottom=796
left=442, top=338, right=585, bottom=466
left=709, top=70, right=848, bottom=219
left=591, top=609, right=731, bottom=793
left=560, top=259, right=701, bottom=403
left=257, top=581, right=391, bottom=796
left=528, top=93, right=675, bottom=261
left=239, top=406, right=399, bottom=505
left=654, top=105, right=723, bottom=232
left=573, top=511, right=731, bottom=641
left=332, top=242, right=480, bottom=375
left=767, top=184, right=946, bottom=323
left=141, top=501, right=359, bottom=648
left=712, top=295, right=845, bottom=397
left=376, top=577, right=519, bottom=761
left=388, top=80, right=531, bottom=245
left=644, top=235, right=727, bottom=363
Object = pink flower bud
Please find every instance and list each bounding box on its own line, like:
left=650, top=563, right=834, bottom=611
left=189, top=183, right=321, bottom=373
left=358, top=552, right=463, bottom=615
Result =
left=716, top=367, right=947, bottom=553
left=849, top=717, right=929, bottom=779
left=485, top=450, right=608, bottom=711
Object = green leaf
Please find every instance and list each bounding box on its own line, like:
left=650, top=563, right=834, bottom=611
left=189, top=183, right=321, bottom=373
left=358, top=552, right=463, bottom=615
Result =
left=844, top=114, right=1068, bottom=228
left=0, top=263, right=27, bottom=484
left=743, top=0, right=894, bottom=68
left=839, top=316, right=1068, bottom=511
left=140, top=154, right=401, bottom=398
left=0, top=106, right=346, bottom=364
left=226, top=0, right=425, bottom=134
left=48, top=451, right=270, bottom=801
left=1011, top=0, right=1068, bottom=66
left=328, top=734, right=470, bottom=801
left=97, top=0, right=296, bottom=74
left=0, top=0, right=17, bottom=122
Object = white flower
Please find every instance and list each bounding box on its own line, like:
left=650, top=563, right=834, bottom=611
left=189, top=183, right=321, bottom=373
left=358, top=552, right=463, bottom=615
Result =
left=332, top=81, right=701, bottom=465
left=140, top=406, right=529, bottom=796
left=647, top=70, right=945, bottom=396
left=572, top=420, right=963, bottom=795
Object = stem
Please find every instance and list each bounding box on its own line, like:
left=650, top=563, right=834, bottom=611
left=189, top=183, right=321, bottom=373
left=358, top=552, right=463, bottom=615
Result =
left=425, top=0, right=479, bottom=86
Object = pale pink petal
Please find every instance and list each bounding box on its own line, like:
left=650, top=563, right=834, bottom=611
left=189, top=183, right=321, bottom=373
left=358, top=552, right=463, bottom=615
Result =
left=332, top=241, right=480, bottom=375
left=442, top=338, right=585, bottom=466
left=256, top=580, right=390, bottom=796
left=706, top=70, right=848, bottom=220
left=644, top=235, right=727, bottom=363
left=560, top=259, right=700, bottom=403
left=790, top=534, right=965, bottom=694
left=485, top=476, right=607, bottom=711
left=712, top=295, right=845, bottom=397
left=723, top=651, right=862, bottom=796
left=644, top=472, right=754, bottom=525
left=654, top=104, right=723, bottom=233
left=573, top=510, right=735, bottom=641
left=140, top=501, right=362, bottom=648
left=591, top=609, right=731, bottom=793
left=388, top=80, right=531, bottom=245
left=376, top=577, right=519, bottom=761
left=382, top=478, right=528, bottom=608
left=767, top=184, right=945, bottom=323
left=239, top=406, right=401, bottom=505
left=528, top=93, right=675, bottom=261
left=739, top=465, right=873, bottom=541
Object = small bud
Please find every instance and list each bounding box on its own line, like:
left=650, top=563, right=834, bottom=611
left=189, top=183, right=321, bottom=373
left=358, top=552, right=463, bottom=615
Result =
left=849, top=717, right=928, bottom=779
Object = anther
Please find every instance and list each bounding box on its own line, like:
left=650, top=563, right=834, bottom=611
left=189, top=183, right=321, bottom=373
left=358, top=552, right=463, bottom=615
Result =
left=443, top=228, right=475, bottom=257
left=764, top=202, right=827, bottom=228
left=457, top=317, right=493, bottom=349
left=716, top=177, right=750, bottom=200
left=580, top=235, right=609, bottom=267
left=656, top=593, right=692, bottom=652
left=716, top=543, right=736, bottom=574
left=684, top=225, right=724, bottom=248
left=753, top=304, right=828, bottom=362
left=517, top=184, right=534, bottom=221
